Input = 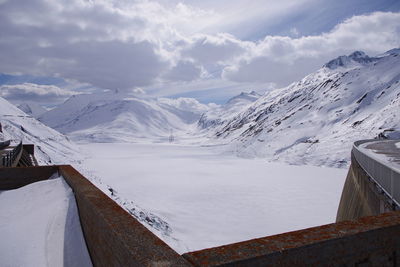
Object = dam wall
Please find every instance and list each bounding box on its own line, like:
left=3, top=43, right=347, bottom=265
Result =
left=336, top=154, right=396, bottom=221
left=2, top=139, right=400, bottom=266
left=337, top=140, right=400, bottom=222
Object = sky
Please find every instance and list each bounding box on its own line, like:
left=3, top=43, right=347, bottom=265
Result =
left=0, top=0, right=399, bottom=106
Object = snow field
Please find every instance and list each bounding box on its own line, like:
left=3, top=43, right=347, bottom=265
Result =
left=81, top=142, right=346, bottom=253
left=0, top=177, right=92, bottom=267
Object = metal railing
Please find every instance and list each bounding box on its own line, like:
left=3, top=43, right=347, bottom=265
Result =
left=0, top=140, right=10, bottom=150
left=353, top=139, right=400, bottom=208
left=0, top=141, right=23, bottom=167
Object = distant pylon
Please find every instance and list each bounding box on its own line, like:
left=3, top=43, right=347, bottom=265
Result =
left=169, top=129, right=174, bottom=143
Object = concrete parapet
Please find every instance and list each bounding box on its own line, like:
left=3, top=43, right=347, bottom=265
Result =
left=0, top=166, right=191, bottom=266
left=184, top=211, right=400, bottom=266
left=0, top=165, right=58, bottom=190
left=59, top=165, right=191, bottom=267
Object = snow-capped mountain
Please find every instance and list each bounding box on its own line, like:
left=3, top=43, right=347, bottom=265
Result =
left=0, top=96, right=176, bottom=240
left=198, top=91, right=261, bottom=129
left=323, top=51, right=379, bottom=69
left=210, top=49, right=400, bottom=168
left=39, top=91, right=213, bottom=142
left=17, top=102, right=47, bottom=118
left=0, top=97, right=80, bottom=165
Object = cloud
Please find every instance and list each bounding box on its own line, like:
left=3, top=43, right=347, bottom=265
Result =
left=182, top=34, right=249, bottom=65
left=43, top=40, right=169, bottom=89
left=158, top=97, right=214, bottom=113
left=132, top=87, right=146, bottom=95
left=163, top=60, right=202, bottom=82
left=172, top=0, right=316, bottom=38
left=0, top=83, right=76, bottom=104
left=222, top=12, right=400, bottom=86
left=0, top=0, right=399, bottom=99
left=0, top=0, right=204, bottom=89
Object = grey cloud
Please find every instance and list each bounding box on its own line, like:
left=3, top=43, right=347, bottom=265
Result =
left=43, top=41, right=169, bottom=89
left=163, top=61, right=202, bottom=82
left=0, top=0, right=399, bottom=95
left=182, top=35, right=247, bottom=65
left=0, top=0, right=169, bottom=90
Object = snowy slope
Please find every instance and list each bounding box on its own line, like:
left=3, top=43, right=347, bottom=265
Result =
left=198, top=91, right=261, bottom=129
left=18, top=102, right=47, bottom=118
left=39, top=91, right=212, bottom=142
left=0, top=96, right=80, bottom=165
left=211, top=49, right=400, bottom=167
left=0, top=96, right=175, bottom=241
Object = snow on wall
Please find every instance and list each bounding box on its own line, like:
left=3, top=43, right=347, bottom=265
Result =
left=0, top=177, right=92, bottom=266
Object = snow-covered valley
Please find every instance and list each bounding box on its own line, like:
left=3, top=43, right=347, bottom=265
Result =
left=35, top=48, right=400, bottom=169
left=80, top=142, right=346, bottom=253
left=1, top=48, right=399, bottom=256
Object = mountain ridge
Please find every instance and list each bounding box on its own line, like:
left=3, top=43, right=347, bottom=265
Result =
left=207, top=48, right=400, bottom=167
left=0, top=97, right=80, bottom=165
left=39, top=91, right=213, bottom=142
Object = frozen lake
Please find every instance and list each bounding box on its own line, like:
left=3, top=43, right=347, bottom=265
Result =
left=80, top=142, right=346, bottom=253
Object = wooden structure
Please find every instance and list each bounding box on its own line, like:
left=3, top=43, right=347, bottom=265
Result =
left=0, top=141, right=38, bottom=167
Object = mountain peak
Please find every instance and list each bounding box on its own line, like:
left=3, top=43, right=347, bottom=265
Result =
left=226, top=91, right=261, bottom=105
left=211, top=47, right=400, bottom=167
left=18, top=102, right=47, bottom=118
left=324, top=50, right=377, bottom=69
left=348, top=51, right=367, bottom=59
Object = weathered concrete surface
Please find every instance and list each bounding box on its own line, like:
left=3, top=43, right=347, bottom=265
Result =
left=59, top=165, right=192, bottom=267
left=0, top=165, right=58, bottom=190
left=184, top=211, right=400, bottom=267
left=336, top=154, right=395, bottom=222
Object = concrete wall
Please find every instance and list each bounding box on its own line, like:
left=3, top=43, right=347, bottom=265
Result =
left=59, top=165, right=191, bottom=267
left=184, top=211, right=400, bottom=266
left=0, top=166, right=191, bottom=267
left=336, top=154, right=396, bottom=222
left=3, top=162, right=400, bottom=267
left=0, top=165, right=58, bottom=190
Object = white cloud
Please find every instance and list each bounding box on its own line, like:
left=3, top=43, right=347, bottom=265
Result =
left=222, top=12, right=400, bottom=86
left=0, top=83, right=76, bottom=103
left=182, top=34, right=249, bottom=65
left=132, top=87, right=146, bottom=95
left=158, top=97, right=214, bottom=113
left=170, top=0, right=316, bottom=38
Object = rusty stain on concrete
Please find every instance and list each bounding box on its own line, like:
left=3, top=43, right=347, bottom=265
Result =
left=184, top=211, right=400, bottom=266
